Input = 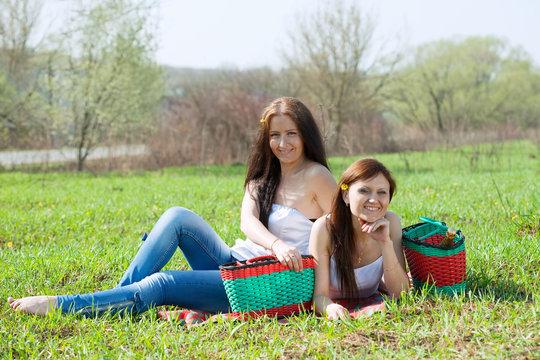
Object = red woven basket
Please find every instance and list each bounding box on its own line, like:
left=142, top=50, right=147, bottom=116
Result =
left=219, top=255, right=315, bottom=318
left=402, top=217, right=467, bottom=295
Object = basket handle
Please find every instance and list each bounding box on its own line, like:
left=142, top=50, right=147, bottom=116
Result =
left=245, top=255, right=278, bottom=265
left=417, top=228, right=440, bottom=241
left=419, top=217, right=447, bottom=228
left=416, top=217, right=449, bottom=240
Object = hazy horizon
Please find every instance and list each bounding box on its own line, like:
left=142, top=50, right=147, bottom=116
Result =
left=38, top=0, right=540, bottom=69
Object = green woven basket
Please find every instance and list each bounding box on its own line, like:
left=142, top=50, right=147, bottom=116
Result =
left=219, top=255, right=315, bottom=318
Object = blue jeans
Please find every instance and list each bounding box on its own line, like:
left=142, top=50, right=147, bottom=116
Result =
left=57, top=207, right=237, bottom=316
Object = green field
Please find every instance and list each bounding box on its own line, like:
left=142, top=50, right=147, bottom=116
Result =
left=1, top=140, right=538, bottom=359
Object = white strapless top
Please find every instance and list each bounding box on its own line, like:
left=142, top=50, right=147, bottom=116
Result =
left=230, top=203, right=314, bottom=261
left=329, top=256, right=383, bottom=299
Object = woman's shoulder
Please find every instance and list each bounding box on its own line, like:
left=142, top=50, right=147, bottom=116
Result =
left=312, top=214, right=329, bottom=227
left=244, top=180, right=259, bottom=199
left=309, top=216, right=332, bottom=250
left=303, top=161, right=335, bottom=183
left=385, top=210, right=402, bottom=237
left=312, top=215, right=333, bottom=238
left=384, top=210, right=401, bottom=224
left=385, top=210, right=400, bottom=223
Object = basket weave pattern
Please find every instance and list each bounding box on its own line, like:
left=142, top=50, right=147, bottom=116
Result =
left=220, top=255, right=315, bottom=318
left=402, top=221, right=467, bottom=294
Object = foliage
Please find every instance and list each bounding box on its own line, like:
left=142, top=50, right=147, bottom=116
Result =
left=0, top=0, right=46, bottom=149
left=154, top=67, right=284, bottom=167
left=0, top=0, right=164, bottom=171
left=50, top=0, right=164, bottom=171
left=283, top=0, right=397, bottom=153
left=1, top=1, right=540, bottom=171
left=388, top=36, right=540, bottom=133
left=1, top=141, right=538, bottom=358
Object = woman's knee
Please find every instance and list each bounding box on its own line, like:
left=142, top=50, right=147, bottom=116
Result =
left=141, top=271, right=173, bottom=289
left=135, top=272, right=174, bottom=308
left=162, top=206, right=189, bottom=220
left=160, top=206, right=198, bottom=226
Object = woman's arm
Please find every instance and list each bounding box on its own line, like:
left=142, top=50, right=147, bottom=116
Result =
left=309, top=218, right=350, bottom=320
left=240, top=183, right=302, bottom=271
left=368, top=211, right=409, bottom=299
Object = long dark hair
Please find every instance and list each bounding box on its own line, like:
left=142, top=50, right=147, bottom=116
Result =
left=244, top=97, right=328, bottom=227
left=328, top=158, right=396, bottom=300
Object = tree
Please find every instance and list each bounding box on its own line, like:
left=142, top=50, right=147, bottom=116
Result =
left=51, top=0, right=164, bottom=170
left=389, top=36, right=540, bottom=133
left=283, top=1, right=395, bottom=151
left=0, top=0, right=44, bottom=148
left=155, top=68, right=277, bottom=167
left=488, top=50, right=540, bottom=129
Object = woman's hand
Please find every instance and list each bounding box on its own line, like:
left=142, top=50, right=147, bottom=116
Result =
left=359, top=216, right=391, bottom=245
left=272, top=240, right=303, bottom=272
left=326, top=303, right=350, bottom=321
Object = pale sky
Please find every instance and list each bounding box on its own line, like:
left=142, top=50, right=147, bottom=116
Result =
left=154, top=0, right=540, bottom=69
left=42, top=0, right=540, bottom=69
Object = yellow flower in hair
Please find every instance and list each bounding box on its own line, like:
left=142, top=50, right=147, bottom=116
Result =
left=260, top=118, right=265, bottom=123
left=341, top=184, right=348, bottom=191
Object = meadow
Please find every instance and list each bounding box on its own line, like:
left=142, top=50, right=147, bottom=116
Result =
left=0, top=140, right=538, bottom=359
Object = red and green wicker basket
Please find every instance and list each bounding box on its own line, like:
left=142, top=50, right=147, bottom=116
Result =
left=219, top=255, right=315, bottom=318
left=402, top=217, right=467, bottom=295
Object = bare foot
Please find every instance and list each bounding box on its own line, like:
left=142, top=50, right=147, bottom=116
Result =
left=8, top=296, right=58, bottom=315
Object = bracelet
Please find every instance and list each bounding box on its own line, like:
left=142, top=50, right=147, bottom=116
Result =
left=270, top=238, right=280, bottom=251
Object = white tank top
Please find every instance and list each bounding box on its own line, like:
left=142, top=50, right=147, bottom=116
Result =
left=329, top=256, right=383, bottom=299
left=230, top=203, right=314, bottom=261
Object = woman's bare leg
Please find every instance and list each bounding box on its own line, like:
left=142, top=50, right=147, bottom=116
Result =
left=7, top=296, right=58, bottom=316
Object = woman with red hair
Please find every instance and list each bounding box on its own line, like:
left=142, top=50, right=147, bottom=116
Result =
left=309, top=158, right=410, bottom=320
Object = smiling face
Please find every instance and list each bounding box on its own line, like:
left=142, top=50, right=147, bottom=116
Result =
left=268, top=114, right=305, bottom=166
left=342, top=173, right=391, bottom=223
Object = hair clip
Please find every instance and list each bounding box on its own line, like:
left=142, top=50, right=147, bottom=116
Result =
left=259, top=118, right=265, bottom=123
left=341, top=184, right=348, bottom=191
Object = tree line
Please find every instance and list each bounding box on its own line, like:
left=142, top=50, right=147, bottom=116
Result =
left=1, top=0, right=538, bottom=171
left=0, top=0, right=163, bottom=170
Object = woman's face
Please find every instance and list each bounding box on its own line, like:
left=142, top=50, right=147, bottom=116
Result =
left=342, top=173, right=391, bottom=223
left=268, top=114, right=305, bottom=165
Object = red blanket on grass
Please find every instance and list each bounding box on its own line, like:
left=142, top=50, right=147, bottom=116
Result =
left=157, top=293, right=385, bottom=327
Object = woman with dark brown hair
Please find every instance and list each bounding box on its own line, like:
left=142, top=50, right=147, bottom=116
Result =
left=9, top=97, right=337, bottom=316
left=309, top=158, right=410, bottom=320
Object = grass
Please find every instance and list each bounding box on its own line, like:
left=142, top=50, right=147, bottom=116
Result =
left=1, top=140, right=539, bottom=359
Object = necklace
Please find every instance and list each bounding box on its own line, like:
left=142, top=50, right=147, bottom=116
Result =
left=355, top=236, right=366, bottom=265
left=356, top=248, right=362, bottom=265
